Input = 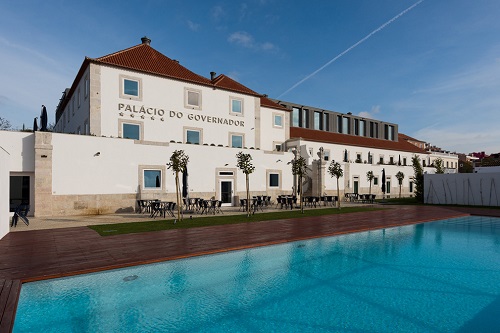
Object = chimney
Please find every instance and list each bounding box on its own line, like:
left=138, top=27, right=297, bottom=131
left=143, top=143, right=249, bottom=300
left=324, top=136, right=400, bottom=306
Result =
left=141, top=36, right=151, bottom=45
left=210, top=71, right=216, bottom=80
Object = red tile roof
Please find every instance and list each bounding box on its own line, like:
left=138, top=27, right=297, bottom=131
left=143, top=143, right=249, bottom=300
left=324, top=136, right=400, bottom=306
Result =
left=92, top=43, right=212, bottom=86
left=89, top=42, right=286, bottom=111
left=290, top=127, right=428, bottom=154
left=212, top=74, right=259, bottom=96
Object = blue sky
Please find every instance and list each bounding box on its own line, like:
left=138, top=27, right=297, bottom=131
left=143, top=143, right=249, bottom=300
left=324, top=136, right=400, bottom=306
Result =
left=1, top=0, right=499, bottom=154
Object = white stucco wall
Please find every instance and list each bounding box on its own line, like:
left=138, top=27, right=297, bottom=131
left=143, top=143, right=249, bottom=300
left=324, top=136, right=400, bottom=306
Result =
left=97, top=66, right=263, bottom=148
left=424, top=173, right=500, bottom=206
left=51, top=132, right=294, bottom=197
left=0, top=131, right=35, bottom=172
left=0, top=146, right=10, bottom=239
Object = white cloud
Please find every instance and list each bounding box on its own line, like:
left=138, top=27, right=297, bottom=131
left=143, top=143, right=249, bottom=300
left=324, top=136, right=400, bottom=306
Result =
left=228, top=31, right=277, bottom=52
left=186, top=20, right=200, bottom=32
left=211, top=5, right=225, bottom=21
left=358, top=105, right=380, bottom=119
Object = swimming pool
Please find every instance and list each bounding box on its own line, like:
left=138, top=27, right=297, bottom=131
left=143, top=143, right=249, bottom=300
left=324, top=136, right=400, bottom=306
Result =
left=14, top=216, right=500, bottom=332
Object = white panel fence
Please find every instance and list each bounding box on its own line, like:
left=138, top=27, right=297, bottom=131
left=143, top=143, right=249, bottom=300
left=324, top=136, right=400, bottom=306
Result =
left=424, top=173, right=500, bottom=206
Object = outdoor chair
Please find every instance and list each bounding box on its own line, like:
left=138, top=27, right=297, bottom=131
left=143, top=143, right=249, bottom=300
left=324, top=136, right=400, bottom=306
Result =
left=215, top=200, right=223, bottom=214
left=11, top=204, right=30, bottom=227
left=150, top=201, right=162, bottom=218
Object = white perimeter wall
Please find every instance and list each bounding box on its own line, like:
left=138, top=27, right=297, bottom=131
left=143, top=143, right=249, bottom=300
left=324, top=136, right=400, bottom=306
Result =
left=0, top=131, right=35, bottom=172
left=0, top=147, right=9, bottom=239
left=424, top=173, right=500, bottom=206
left=51, top=133, right=293, bottom=196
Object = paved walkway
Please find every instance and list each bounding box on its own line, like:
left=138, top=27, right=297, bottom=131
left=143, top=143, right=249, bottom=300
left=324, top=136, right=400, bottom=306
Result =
left=0, top=204, right=492, bottom=332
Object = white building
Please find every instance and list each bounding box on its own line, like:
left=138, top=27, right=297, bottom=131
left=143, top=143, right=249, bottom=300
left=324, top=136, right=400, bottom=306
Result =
left=0, top=37, right=458, bottom=239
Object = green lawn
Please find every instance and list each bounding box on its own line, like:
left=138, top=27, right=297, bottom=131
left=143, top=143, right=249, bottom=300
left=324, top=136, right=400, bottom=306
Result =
left=89, top=206, right=384, bottom=236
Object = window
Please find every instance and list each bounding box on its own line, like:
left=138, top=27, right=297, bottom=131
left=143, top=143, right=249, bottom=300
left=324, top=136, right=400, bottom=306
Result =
left=144, top=170, right=161, bottom=189
left=359, top=120, right=365, bottom=136
left=403, top=157, right=407, bottom=166
left=231, top=134, right=243, bottom=148
left=124, top=79, right=139, bottom=97
left=292, top=107, right=300, bottom=127
left=84, top=119, right=89, bottom=135
left=324, top=150, right=330, bottom=161
left=342, top=117, right=350, bottom=134
left=274, top=114, right=283, bottom=128
left=374, top=177, right=379, bottom=185
left=84, top=76, right=89, bottom=98
left=219, top=171, right=234, bottom=176
left=323, top=113, right=329, bottom=131
left=386, top=180, right=391, bottom=194
left=389, top=156, right=394, bottom=164
left=186, top=129, right=201, bottom=144
left=230, top=98, right=243, bottom=115
left=301, top=108, right=309, bottom=128
left=77, top=88, right=81, bottom=108
left=123, top=123, right=140, bottom=140
left=337, top=115, right=343, bottom=133
left=385, top=124, right=394, bottom=140
left=269, top=173, right=280, bottom=187
left=370, top=122, right=378, bottom=138
left=409, top=181, right=413, bottom=192
left=356, top=153, right=362, bottom=163
left=354, top=119, right=359, bottom=135
left=274, top=142, right=282, bottom=151
left=314, top=111, right=321, bottom=130
left=72, top=97, right=75, bottom=115
left=185, top=88, right=201, bottom=109
left=379, top=156, right=384, bottom=164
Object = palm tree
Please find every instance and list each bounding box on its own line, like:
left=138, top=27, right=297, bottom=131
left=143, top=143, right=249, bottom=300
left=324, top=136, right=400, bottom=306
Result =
left=366, top=170, right=374, bottom=195
left=236, top=151, right=255, bottom=217
left=396, top=171, right=405, bottom=198
left=327, top=161, right=343, bottom=209
left=167, top=150, right=189, bottom=222
left=291, top=156, right=309, bottom=213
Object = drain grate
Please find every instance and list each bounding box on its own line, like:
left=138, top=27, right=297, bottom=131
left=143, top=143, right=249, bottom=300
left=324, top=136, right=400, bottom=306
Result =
left=123, top=275, right=139, bottom=282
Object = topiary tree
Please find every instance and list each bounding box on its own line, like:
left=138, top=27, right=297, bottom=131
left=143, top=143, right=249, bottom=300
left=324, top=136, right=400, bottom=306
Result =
left=291, top=156, right=309, bottom=213
left=396, top=171, right=405, bottom=198
left=412, top=155, right=424, bottom=202
left=366, top=170, right=374, bottom=195
left=328, top=161, right=343, bottom=209
left=434, top=157, right=445, bottom=174
left=167, top=150, right=189, bottom=222
left=236, top=151, right=255, bottom=217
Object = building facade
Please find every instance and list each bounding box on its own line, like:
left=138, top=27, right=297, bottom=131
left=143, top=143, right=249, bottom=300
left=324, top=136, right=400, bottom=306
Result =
left=1, top=37, right=459, bottom=238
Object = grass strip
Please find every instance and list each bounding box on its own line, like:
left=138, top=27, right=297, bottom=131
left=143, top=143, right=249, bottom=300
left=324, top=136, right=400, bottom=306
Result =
left=89, top=206, right=384, bottom=236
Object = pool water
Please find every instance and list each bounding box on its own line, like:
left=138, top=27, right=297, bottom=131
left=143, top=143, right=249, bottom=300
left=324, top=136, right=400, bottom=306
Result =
left=14, top=216, right=500, bottom=332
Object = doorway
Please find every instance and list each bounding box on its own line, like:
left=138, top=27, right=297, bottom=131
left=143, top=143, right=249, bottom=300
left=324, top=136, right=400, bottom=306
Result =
left=10, top=175, right=30, bottom=212
left=220, top=180, right=233, bottom=206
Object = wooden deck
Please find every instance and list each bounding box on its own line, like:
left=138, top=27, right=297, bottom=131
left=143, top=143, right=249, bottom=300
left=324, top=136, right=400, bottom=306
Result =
left=0, top=205, right=473, bottom=332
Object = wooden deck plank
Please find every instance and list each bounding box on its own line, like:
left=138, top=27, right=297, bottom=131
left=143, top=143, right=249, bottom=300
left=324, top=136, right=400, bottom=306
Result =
left=0, top=279, right=21, bottom=333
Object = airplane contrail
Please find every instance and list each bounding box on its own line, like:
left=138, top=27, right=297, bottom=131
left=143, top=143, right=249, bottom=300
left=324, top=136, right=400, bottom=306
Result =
left=277, top=0, right=425, bottom=99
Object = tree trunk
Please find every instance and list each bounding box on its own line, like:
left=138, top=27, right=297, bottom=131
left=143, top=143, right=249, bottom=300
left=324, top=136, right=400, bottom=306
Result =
left=175, top=172, right=181, bottom=221
left=399, top=185, right=402, bottom=198
left=246, top=173, right=250, bottom=217
left=369, top=182, right=372, bottom=195
left=337, top=177, right=341, bottom=209
left=299, top=175, right=304, bottom=213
